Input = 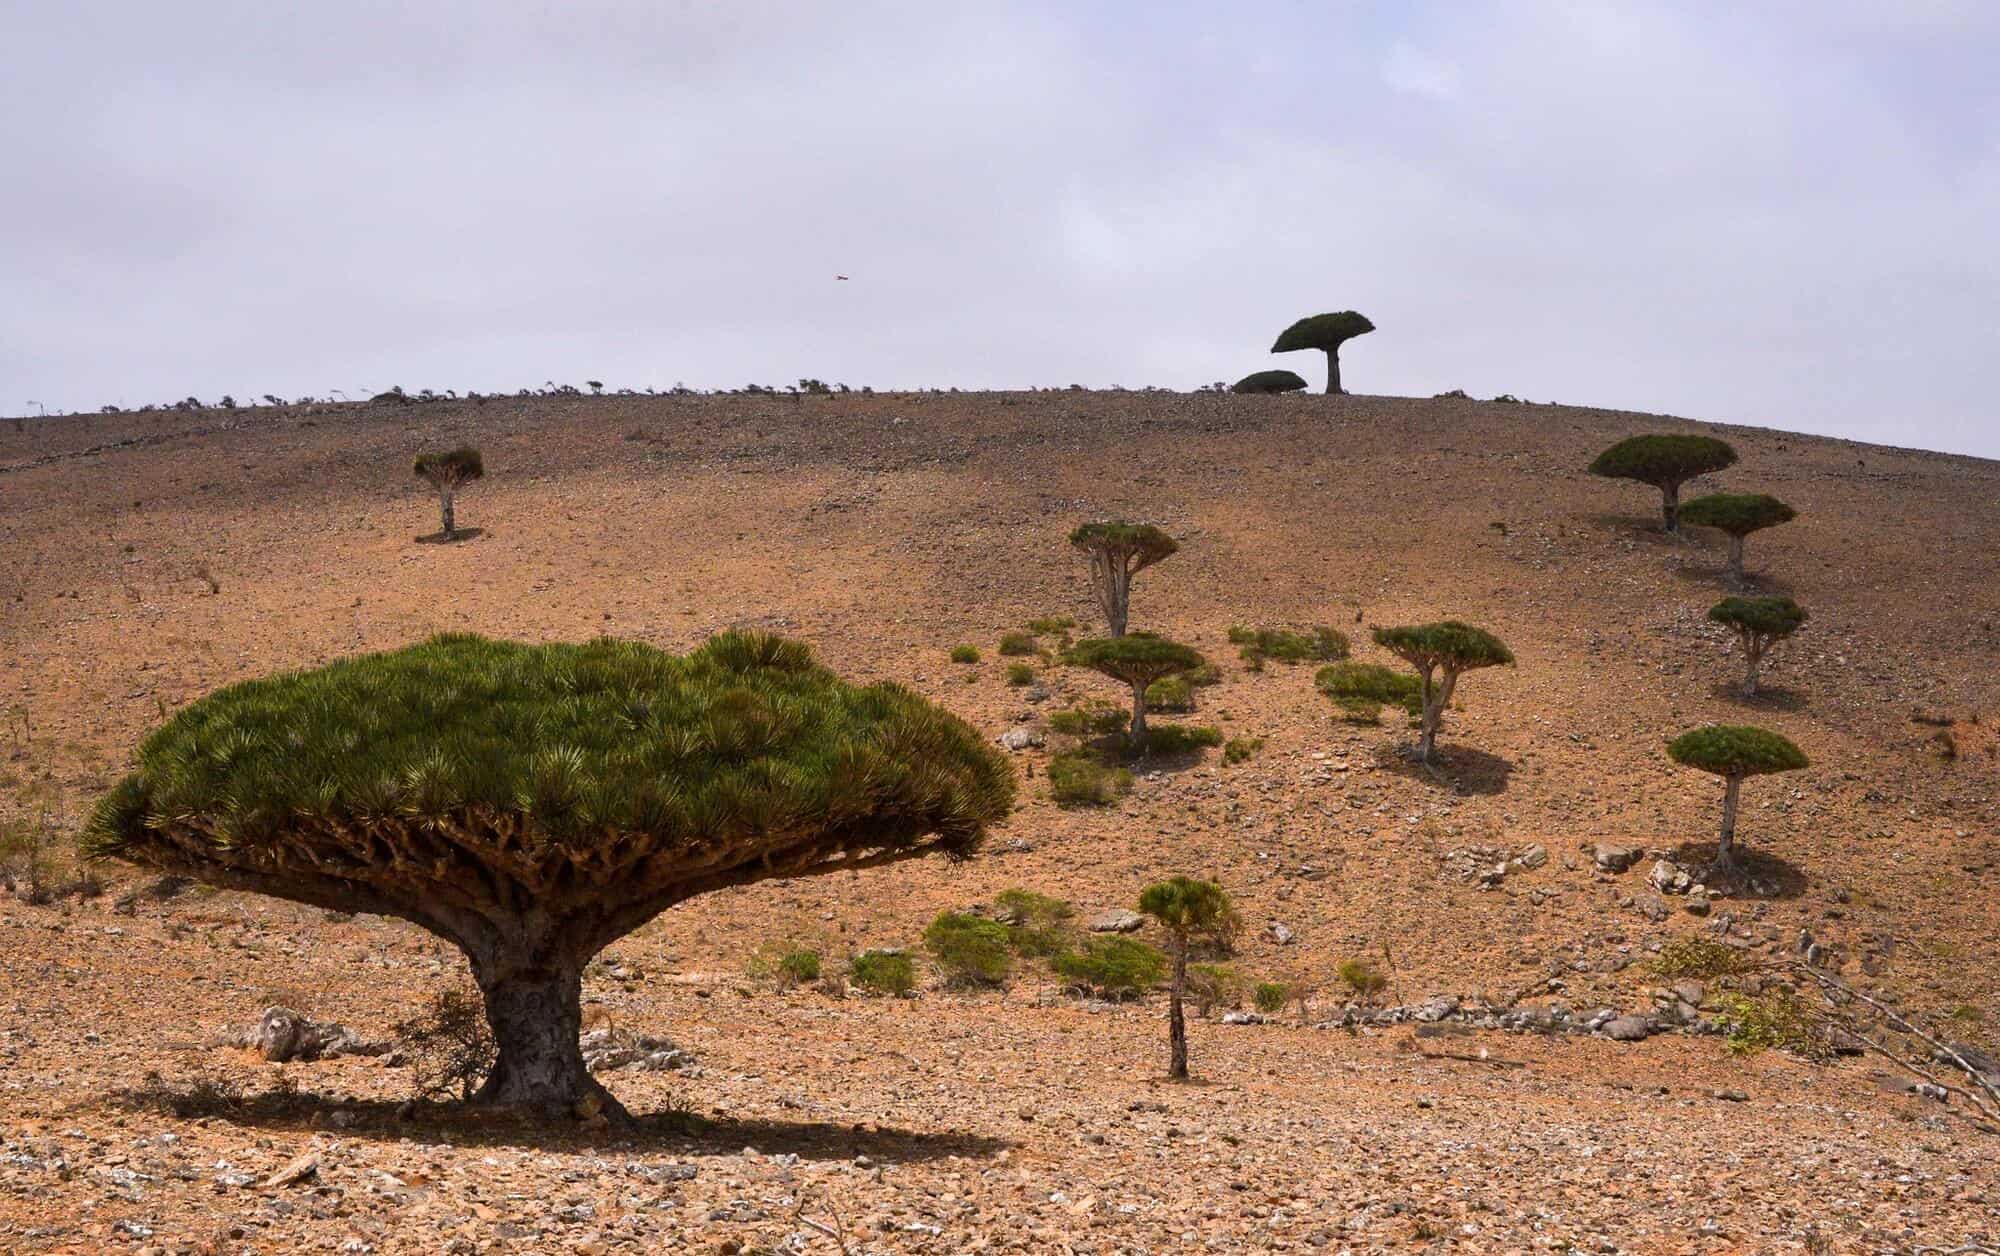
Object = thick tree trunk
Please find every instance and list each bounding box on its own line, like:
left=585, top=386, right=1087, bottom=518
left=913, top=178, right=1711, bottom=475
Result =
left=1416, top=668, right=1440, bottom=764
left=1167, top=937, right=1188, bottom=1080
left=1716, top=774, right=1742, bottom=868
left=1324, top=348, right=1342, bottom=395
left=1089, top=553, right=1130, bottom=637
left=470, top=956, right=626, bottom=1121
left=1661, top=481, right=1681, bottom=533
left=1130, top=682, right=1149, bottom=749
left=440, top=491, right=456, bottom=539
left=1742, top=639, right=1764, bottom=697
left=1727, top=534, right=1745, bottom=582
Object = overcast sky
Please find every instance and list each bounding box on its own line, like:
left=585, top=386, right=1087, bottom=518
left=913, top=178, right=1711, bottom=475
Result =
left=2, top=2, right=1995, bottom=456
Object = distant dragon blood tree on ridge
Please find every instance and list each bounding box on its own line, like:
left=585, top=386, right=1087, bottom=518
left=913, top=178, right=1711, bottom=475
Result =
left=85, top=633, right=1015, bottom=1121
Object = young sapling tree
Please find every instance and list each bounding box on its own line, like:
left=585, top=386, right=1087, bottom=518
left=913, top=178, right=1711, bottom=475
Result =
left=412, top=447, right=485, bottom=540
left=1137, top=877, right=1238, bottom=1080
left=1707, top=596, right=1807, bottom=697
left=1370, top=622, right=1514, bottom=764
left=1068, top=523, right=1178, bottom=638
left=1666, top=725, right=1807, bottom=873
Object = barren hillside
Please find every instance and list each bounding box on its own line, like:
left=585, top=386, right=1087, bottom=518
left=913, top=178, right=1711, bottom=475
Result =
left=1, top=390, right=1996, bottom=1252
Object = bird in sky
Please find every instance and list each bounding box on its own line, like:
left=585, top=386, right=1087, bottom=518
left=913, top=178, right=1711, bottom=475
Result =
left=834, top=275, right=849, bottom=281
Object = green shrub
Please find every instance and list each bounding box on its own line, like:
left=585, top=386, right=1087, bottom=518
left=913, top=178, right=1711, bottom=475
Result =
left=1135, top=724, right=1222, bottom=757
left=1230, top=369, right=1308, bottom=395
left=1223, top=736, right=1263, bottom=764
left=1146, top=673, right=1194, bottom=712
left=1716, top=988, right=1829, bottom=1060
left=923, top=912, right=1013, bottom=986
left=748, top=942, right=824, bottom=990
left=1006, top=662, right=1035, bottom=686
left=949, top=645, right=980, bottom=664
left=1054, top=937, right=1167, bottom=997
left=1252, top=981, right=1290, bottom=1014
left=994, top=889, right=1075, bottom=957
left=849, top=950, right=917, bottom=997
left=998, top=632, right=1037, bottom=656
left=778, top=949, right=821, bottom=986
left=1048, top=751, right=1132, bottom=808
left=1315, top=661, right=1423, bottom=723
left=1337, top=959, right=1388, bottom=999
left=1026, top=615, right=1076, bottom=636
left=1186, top=964, right=1244, bottom=1016
left=1651, top=936, right=1759, bottom=980
left=1228, top=626, right=1350, bottom=668
left=1048, top=701, right=1129, bottom=737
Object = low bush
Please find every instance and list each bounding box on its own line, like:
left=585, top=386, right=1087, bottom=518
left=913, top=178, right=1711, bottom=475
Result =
left=1337, top=958, right=1388, bottom=1000
left=393, top=985, right=496, bottom=1102
left=1054, top=937, right=1167, bottom=997
left=1186, top=963, right=1244, bottom=1016
left=1223, top=736, right=1263, bottom=764
left=1652, top=936, right=1760, bottom=980
left=998, top=632, right=1037, bottom=656
left=1252, top=981, right=1290, bottom=1014
left=1006, top=663, right=1035, bottom=686
left=1716, top=988, right=1830, bottom=1060
left=1146, top=673, right=1194, bottom=712
left=849, top=950, right=917, bottom=997
left=1049, top=700, right=1129, bottom=738
left=1229, top=626, right=1350, bottom=669
left=949, top=645, right=980, bottom=664
left=994, top=888, right=1076, bottom=958
left=1316, top=661, right=1423, bottom=723
left=1048, top=751, right=1132, bottom=808
left=1026, top=616, right=1076, bottom=636
left=923, top=912, right=1013, bottom=986
left=1136, top=724, right=1223, bottom=757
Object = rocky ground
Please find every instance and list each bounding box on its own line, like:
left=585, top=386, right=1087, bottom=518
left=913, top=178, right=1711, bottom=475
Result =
left=1, top=388, right=1997, bottom=1252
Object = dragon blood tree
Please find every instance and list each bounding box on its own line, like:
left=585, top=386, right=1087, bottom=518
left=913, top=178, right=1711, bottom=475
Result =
left=1064, top=634, right=1206, bottom=746
left=1678, top=492, right=1797, bottom=583
left=1707, top=595, right=1807, bottom=697
left=86, top=633, right=1014, bottom=1120
left=1137, top=876, right=1238, bottom=1081
left=1068, top=522, right=1178, bottom=638
left=1667, top=724, right=1807, bottom=872
left=1587, top=435, right=1737, bottom=533
left=1370, top=621, right=1514, bottom=764
left=1270, top=311, right=1375, bottom=395
left=412, top=446, right=485, bottom=540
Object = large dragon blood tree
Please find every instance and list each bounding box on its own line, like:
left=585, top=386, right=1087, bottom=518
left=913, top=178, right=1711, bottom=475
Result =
left=86, top=632, right=1015, bottom=1120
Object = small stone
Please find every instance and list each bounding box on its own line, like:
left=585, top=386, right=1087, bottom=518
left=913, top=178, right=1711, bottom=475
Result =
left=1602, top=1015, right=1653, bottom=1042
left=1712, top=1089, right=1749, bottom=1102
left=264, top=1151, right=319, bottom=1188
left=1594, top=844, right=1641, bottom=873
left=1263, top=921, right=1295, bottom=946
left=1511, top=844, right=1548, bottom=870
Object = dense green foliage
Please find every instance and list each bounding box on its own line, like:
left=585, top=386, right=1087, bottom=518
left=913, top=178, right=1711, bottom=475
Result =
left=949, top=645, right=980, bottom=664
left=1005, top=663, right=1035, bottom=687
left=849, top=950, right=917, bottom=997
left=1588, top=434, right=1738, bottom=487
left=1667, top=725, right=1808, bottom=777
left=993, top=888, right=1076, bottom=958
left=998, top=632, right=1037, bottom=656
left=1228, top=625, right=1350, bottom=668
left=1230, top=369, right=1308, bottom=395
left=87, top=633, right=1014, bottom=861
left=1054, top=937, right=1167, bottom=996
left=777, top=948, right=822, bottom=986
left=1252, top=981, right=1290, bottom=1014
left=1678, top=493, right=1796, bottom=537
left=1222, top=736, right=1263, bottom=765
left=1371, top=622, right=1514, bottom=673
left=1145, top=673, right=1194, bottom=712
left=1067, top=523, right=1178, bottom=568
left=1270, top=311, right=1375, bottom=352
left=1025, top=615, right=1076, bottom=636
left=1048, top=751, right=1132, bottom=808
left=1132, top=724, right=1224, bottom=757
left=1065, top=635, right=1206, bottom=689
left=1709, top=596, right=1807, bottom=639
left=1651, top=936, right=1759, bottom=980
left=1138, top=877, right=1236, bottom=939
left=1315, top=662, right=1423, bottom=722
left=1337, top=958, right=1388, bottom=999
left=412, top=446, right=484, bottom=485
left=923, top=912, right=1014, bottom=986
left=1048, top=701, right=1129, bottom=737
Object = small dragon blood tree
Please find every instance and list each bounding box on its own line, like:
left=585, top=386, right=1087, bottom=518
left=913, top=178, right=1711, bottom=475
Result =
left=86, top=632, right=1015, bottom=1121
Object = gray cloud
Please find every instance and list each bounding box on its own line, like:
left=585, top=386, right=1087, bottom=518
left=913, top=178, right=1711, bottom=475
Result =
left=2, top=1, right=1995, bottom=455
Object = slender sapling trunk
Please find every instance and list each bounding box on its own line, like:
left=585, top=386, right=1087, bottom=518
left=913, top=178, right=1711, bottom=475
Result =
left=1167, top=934, right=1188, bottom=1080
left=1716, top=774, right=1742, bottom=868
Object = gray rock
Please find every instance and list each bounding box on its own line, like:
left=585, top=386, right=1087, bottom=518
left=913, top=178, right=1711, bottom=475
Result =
left=1594, top=844, right=1641, bottom=873
left=1089, top=910, right=1144, bottom=934
left=1602, top=1015, right=1654, bottom=1042
left=1648, top=859, right=1691, bottom=895
left=1683, top=891, right=1712, bottom=917
left=1220, top=1011, right=1267, bottom=1025
left=1511, top=844, right=1549, bottom=871
left=1263, top=921, right=1296, bottom=946
left=996, top=727, right=1043, bottom=752
left=1635, top=894, right=1671, bottom=923
left=1413, top=995, right=1460, bottom=1023
left=1672, top=980, right=1707, bottom=1007
left=244, top=1006, right=384, bottom=1063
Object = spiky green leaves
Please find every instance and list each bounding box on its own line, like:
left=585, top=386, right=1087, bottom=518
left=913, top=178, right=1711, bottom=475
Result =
left=413, top=447, right=485, bottom=489
left=86, top=632, right=1015, bottom=863
left=1315, top=662, right=1422, bottom=721
left=1068, top=523, right=1178, bottom=570
left=1679, top=493, right=1797, bottom=537
left=1271, top=311, right=1375, bottom=353
left=1230, top=370, right=1308, bottom=395
left=1667, top=725, right=1808, bottom=778
left=1137, top=876, right=1237, bottom=942
left=1709, top=596, right=1806, bottom=639
left=1588, top=435, right=1737, bottom=488
left=1371, top=622, right=1514, bottom=674
left=1064, top=635, right=1206, bottom=690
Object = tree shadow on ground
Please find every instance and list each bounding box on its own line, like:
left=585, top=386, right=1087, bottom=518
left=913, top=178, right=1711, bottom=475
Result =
left=1669, top=563, right=1795, bottom=597
left=414, top=527, right=487, bottom=545
left=1662, top=841, right=1809, bottom=900
left=1579, top=511, right=1685, bottom=546
left=1369, top=742, right=1514, bottom=795
left=105, top=1086, right=1014, bottom=1163
left=1706, top=681, right=1809, bottom=712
